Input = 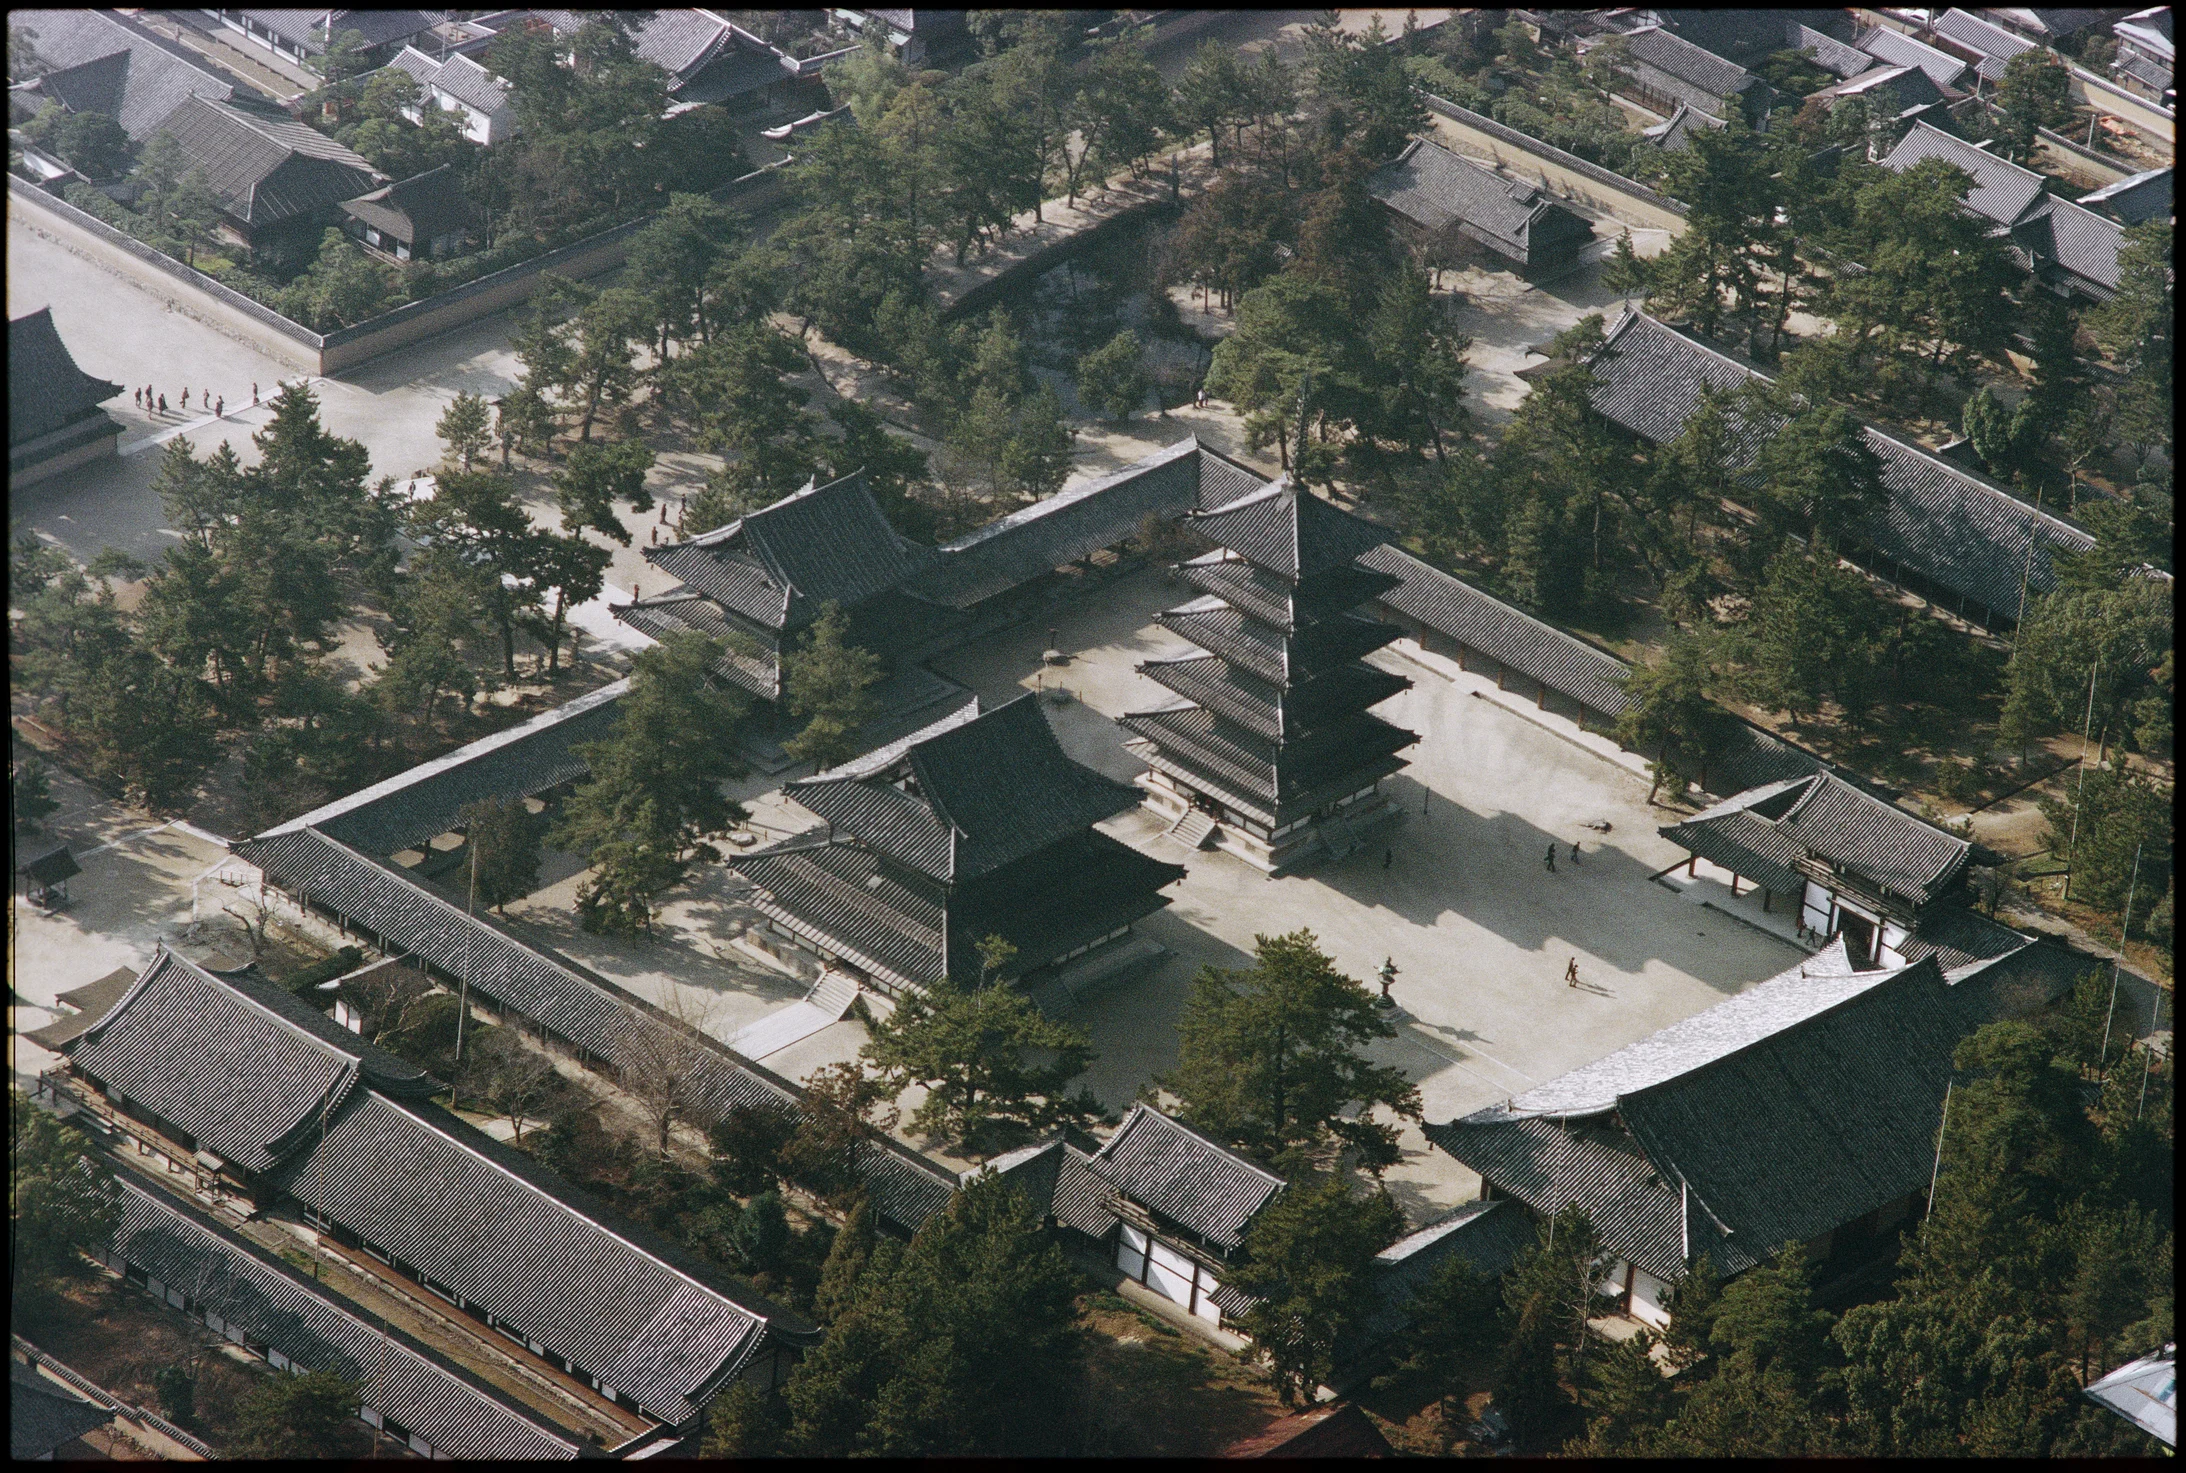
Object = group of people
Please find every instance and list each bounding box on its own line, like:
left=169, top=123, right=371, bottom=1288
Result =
left=132, top=381, right=261, bottom=420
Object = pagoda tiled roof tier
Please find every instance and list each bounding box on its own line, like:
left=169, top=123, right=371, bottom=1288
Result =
left=1184, top=479, right=1389, bottom=578
left=1154, top=598, right=1402, bottom=685
left=1129, top=726, right=1414, bottom=829
left=1177, top=552, right=1399, bottom=630
left=1121, top=706, right=1417, bottom=813
left=1138, top=656, right=1412, bottom=743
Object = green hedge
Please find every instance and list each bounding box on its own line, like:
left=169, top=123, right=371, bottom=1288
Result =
left=281, top=945, right=365, bottom=995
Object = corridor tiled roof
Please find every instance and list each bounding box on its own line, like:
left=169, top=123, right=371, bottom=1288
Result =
left=279, top=1090, right=783, bottom=1426
left=1931, top=8, right=2037, bottom=81
left=1087, top=1105, right=1285, bottom=1251
left=60, top=950, right=436, bottom=1173
left=1659, top=772, right=1972, bottom=907
left=104, top=1174, right=586, bottom=1459
left=258, top=678, right=627, bottom=858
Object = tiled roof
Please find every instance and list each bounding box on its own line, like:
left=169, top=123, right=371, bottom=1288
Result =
left=733, top=836, right=945, bottom=992
left=1187, top=478, right=1390, bottom=580
left=1349, top=1198, right=1537, bottom=1353
left=62, top=950, right=436, bottom=1174
left=23, top=967, right=141, bottom=1051
left=1433, top=953, right=1972, bottom=1279
left=612, top=595, right=780, bottom=698
left=1930, top=8, right=2037, bottom=81
left=1882, top=121, right=2050, bottom=227
left=341, top=163, right=475, bottom=245
left=1582, top=310, right=2095, bottom=617
left=1360, top=544, right=1634, bottom=716
left=1051, top=1144, right=1117, bottom=1237
left=1180, top=553, right=1399, bottom=632
left=1368, top=138, right=1593, bottom=264
left=1985, top=8, right=2115, bottom=40
left=153, top=95, right=380, bottom=227
left=644, top=470, right=937, bottom=634
left=234, top=826, right=962, bottom=1232
left=2015, top=195, right=2127, bottom=295
left=13, top=8, right=243, bottom=140
left=239, top=9, right=433, bottom=51
left=387, top=45, right=512, bottom=118
left=788, top=693, right=1145, bottom=882
left=1821, top=63, right=1946, bottom=113
left=257, top=679, right=627, bottom=857
left=1854, top=25, right=1972, bottom=90
left=1655, top=10, right=1872, bottom=79
left=2110, top=45, right=2172, bottom=92
left=9, top=1363, right=114, bottom=1460
left=9, top=308, right=120, bottom=447
left=102, top=1174, right=586, bottom=1459
left=1642, top=100, right=1727, bottom=152
left=2078, top=167, right=2172, bottom=226
left=1620, top=24, right=1775, bottom=116
left=917, top=438, right=1202, bottom=608
left=1198, top=448, right=1275, bottom=510
left=1087, top=1105, right=1286, bottom=1251
left=534, top=7, right=737, bottom=83
left=1659, top=772, right=1972, bottom=907
left=279, top=1090, right=777, bottom=1426
left=1155, top=598, right=1399, bottom=684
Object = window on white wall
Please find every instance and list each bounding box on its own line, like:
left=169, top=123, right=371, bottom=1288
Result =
left=1117, top=1223, right=1148, bottom=1281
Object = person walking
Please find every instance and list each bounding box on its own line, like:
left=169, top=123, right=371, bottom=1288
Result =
left=1565, top=957, right=1579, bottom=987
left=180, top=388, right=189, bottom=410
left=1544, top=843, right=1557, bottom=873
left=158, top=393, right=167, bottom=414
left=252, top=382, right=259, bottom=405
left=1570, top=839, right=1582, bottom=864
left=1383, top=848, right=1393, bottom=869
left=216, top=396, right=225, bottom=418
left=133, top=387, right=142, bottom=408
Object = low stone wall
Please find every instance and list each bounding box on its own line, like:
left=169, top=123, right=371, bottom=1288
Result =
left=1421, top=94, right=1690, bottom=235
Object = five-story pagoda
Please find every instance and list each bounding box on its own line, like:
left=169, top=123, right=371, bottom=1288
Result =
left=1122, top=478, right=1418, bottom=872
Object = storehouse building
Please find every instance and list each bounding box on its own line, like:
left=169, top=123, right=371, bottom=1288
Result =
left=1369, top=137, right=1596, bottom=276
left=1124, top=478, right=1418, bottom=872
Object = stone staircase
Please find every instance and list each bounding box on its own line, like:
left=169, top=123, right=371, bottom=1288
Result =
left=808, top=970, right=862, bottom=1021
left=1166, top=808, right=1218, bottom=851
left=727, top=972, right=863, bottom=1060
left=1317, top=814, right=1362, bottom=862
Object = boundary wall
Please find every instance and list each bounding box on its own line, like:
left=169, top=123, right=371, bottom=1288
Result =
left=8, top=163, right=786, bottom=377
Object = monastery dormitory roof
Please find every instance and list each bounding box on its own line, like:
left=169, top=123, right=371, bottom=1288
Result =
left=1367, top=138, right=1595, bottom=262
left=1853, top=24, right=1973, bottom=91
left=151, top=94, right=381, bottom=227
left=1085, top=1105, right=1288, bottom=1252
left=1616, top=24, right=1782, bottom=118
left=1429, top=942, right=2031, bottom=1280
left=1577, top=309, right=2097, bottom=618
left=273, top=1088, right=806, bottom=1426
left=52, top=949, right=438, bottom=1173
left=12, top=8, right=249, bottom=143
left=1650, top=9, right=1873, bottom=79
left=340, top=163, right=476, bottom=247
left=1881, top=120, right=2053, bottom=227
left=1659, top=771, right=1972, bottom=909
left=103, top=1174, right=589, bottom=1459
left=234, top=825, right=961, bottom=1231
left=786, top=693, right=1150, bottom=884
left=9, top=308, right=121, bottom=450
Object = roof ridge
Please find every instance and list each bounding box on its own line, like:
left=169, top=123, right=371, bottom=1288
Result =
left=1101, top=1103, right=1289, bottom=1188
left=364, top=1090, right=771, bottom=1328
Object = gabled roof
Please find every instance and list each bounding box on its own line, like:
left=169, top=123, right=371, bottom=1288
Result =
left=59, top=949, right=437, bottom=1173
left=1882, top=120, right=2050, bottom=226
left=2084, top=1342, right=2177, bottom=1448
left=1186, top=478, right=1389, bottom=581
left=530, top=7, right=740, bottom=84
left=341, top=163, right=475, bottom=245
left=1619, top=24, right=1778, bottom=116
left=645, top=470, right=937, bottom=633
left=1581, top=310, right=2096, bottom=616
left=103, top=1174, right=587, bottom=1459
left=1641, top=99, right=1728, bottom=152
left=1984, top=8, right=2114, bottom=41
left=24, top=966, right=141, bottom=1051
left=237, top=9, right=433, bottom=53
left=9, top=308, right=121, bottom=448
left=278, top=1089, right=783, bottom=1426
left=9, top=1363, right=112, bottom=1461
left=1087, top=1105, right=1286, bottom=1251
left=387, top=44, right=513, bottom=118
left=12, top=8, right=243, bottom=140
left=2015, top=194, right=2128, bottom=295
left=787, top=693, right=1144, bottom=882
left=1432, top=953, right=1972, bottom=1279
left=2078, top=167, right=2172, bottom=226
left=1820, top=62, right=1946, bottom=113
left=1930, top=8, right=2038, bottom=81
left=236, top=824, right=961, bottom=1232
left=257, top=677, right=626, bottom=857
left=1348, top=1197, right=1536, bottom=1354
left=1654, top=10, right=1872, bottom=79
left=1369, top=138, right=1593, bottom=261
left=1659, top=772, right=1972, bottom=907
left=153, top=94, right=381, bottom=227
left=1854, top=24, right=1973, bottom=90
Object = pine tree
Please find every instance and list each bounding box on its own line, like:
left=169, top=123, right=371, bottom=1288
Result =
left=781, top=602, right=883, bottom=772
left=1230, top=1173, right=1407, bottom=1404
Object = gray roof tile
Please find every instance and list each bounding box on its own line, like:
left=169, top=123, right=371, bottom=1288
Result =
left=10, top=1363, right=114, bottom=1460
left=9, top=308, right=120, bottom=447
left=1882, top=120, right=2050, bottom=226
left=103, top=1174, right=586, bottom=1459
left=1660, top=772, right=1972, bottom=906
left=1088, top=1105, right=1286, bottom=1251
left=153, top=94, right=380, bottom=227
left=62, top=950, right=435, bottom=1174
left=1855, top=25, right=1972, bottom=90
left=341, top=163, right=475, bottom=246
left=2077, top=167, right=2172, bottom=226
left=1931, top=8, right=2037, bottom=80
left=1369, top=138, right=1594, bottom=265
left=13, top=8, right=244, bottom=140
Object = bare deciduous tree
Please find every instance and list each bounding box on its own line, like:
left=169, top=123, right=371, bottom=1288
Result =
left=474, top=1029, right=563, bottom=1143
left=612, top=992, right=721, bottom=1160
left=343, top=962, right=447, bottom=1052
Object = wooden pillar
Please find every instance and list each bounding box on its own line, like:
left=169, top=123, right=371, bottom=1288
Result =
left=1455, top=641, right=1467, bottom=673
left=1762, top=890, right=1771, bottom=912
left=1687, top=856, right=1697, bottom=877
left=1537, top=682, right=1547, bottom=710
left=1496, top=664, right=1507, bottom=691
left=1730, top=873, right=1741, bottom=898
